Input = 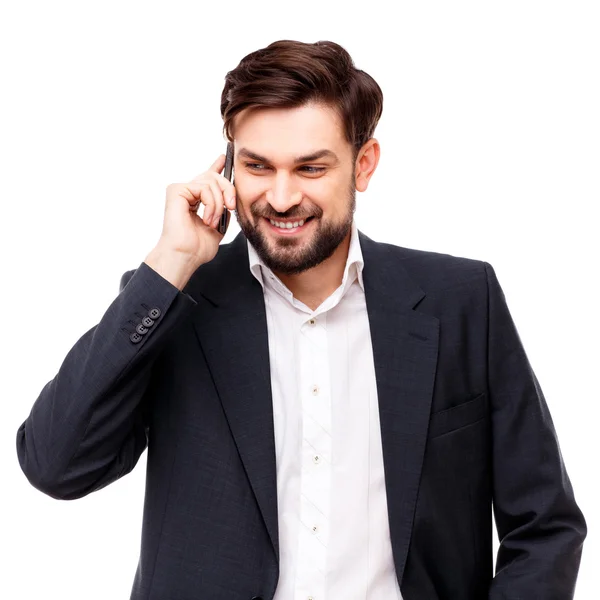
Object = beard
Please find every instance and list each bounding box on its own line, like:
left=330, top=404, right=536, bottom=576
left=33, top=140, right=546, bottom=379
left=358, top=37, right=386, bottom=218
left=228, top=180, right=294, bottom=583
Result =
left=235, top=180, right=356, bottom=276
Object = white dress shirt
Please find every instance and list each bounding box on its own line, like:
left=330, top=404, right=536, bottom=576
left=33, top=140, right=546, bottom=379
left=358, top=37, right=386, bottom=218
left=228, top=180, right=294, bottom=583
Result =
left=247, top=220, right=404, bottom=600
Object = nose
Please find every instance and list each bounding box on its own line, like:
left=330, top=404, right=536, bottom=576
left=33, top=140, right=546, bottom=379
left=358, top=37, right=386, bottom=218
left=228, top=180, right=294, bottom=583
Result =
left=265, top=174, right=303, bottom=214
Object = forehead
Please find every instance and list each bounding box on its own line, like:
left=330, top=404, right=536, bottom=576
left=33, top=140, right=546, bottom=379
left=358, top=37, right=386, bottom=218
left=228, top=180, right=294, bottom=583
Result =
left=233, top=103, right=346, bottom=151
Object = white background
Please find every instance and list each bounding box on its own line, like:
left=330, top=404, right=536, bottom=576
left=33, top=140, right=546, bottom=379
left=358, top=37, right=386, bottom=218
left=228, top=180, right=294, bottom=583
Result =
left=1, top=1, right=598, bottom=598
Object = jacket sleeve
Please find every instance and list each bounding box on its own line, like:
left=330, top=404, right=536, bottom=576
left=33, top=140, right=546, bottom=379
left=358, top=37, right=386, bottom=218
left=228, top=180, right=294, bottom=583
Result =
left=485, top=262, right=587, bottom=598
left=16, top=261, right=198, bottom=500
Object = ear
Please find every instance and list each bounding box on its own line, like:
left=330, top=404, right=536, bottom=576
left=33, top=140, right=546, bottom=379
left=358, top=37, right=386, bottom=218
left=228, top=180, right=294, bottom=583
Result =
left=355, top=139, right=381, bottom=192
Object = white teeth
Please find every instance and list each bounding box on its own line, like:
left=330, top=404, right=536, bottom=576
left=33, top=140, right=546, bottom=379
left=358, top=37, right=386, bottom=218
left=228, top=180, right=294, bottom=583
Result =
left=269, top=219, right=305, bottom=229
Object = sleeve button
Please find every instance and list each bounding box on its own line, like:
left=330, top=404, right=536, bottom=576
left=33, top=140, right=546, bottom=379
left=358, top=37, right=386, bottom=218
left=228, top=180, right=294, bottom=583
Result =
left=148, top=307, right=161, bottom=319
left=136, top=323, right=148, bottom=335
left=142, top=316, right=155, bottom=328
left=130, top=332, right=143, bottom=344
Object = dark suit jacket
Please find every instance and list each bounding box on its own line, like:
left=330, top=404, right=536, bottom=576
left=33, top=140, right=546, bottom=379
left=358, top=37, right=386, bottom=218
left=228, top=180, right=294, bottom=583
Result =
left=17, top=229, right=587, bottom=599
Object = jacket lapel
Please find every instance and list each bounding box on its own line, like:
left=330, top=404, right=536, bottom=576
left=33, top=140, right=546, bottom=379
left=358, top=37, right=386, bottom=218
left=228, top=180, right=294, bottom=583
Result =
left=186, top=229, right=440, bottom=586
left=187, top=232, right=280, bottom=564
left=358, top=230, right=440, bottom=584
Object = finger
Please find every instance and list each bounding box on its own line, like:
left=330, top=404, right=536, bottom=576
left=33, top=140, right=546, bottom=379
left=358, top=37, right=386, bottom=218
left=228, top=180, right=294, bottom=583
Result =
left=190, top=170, right=235, bottom=209
left=201, top=184, right=218, bottom=226
left=206, top=180, right=224, bottom=227
left=178, top=182, right=216, bottom=223
left=209, top=154, right=227, bottom=174
left=175, top=181, right=207, bottom=204
left=221, top=179, right=237, bottom=210
left=206, top=173, right=235, bottom=210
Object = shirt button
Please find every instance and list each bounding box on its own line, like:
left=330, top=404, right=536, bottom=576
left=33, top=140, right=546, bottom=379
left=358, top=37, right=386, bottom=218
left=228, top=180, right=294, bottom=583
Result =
left=309, top=318, right=316, bottom=325
left=312, top=525, right=318, bottom=533
left=312, top=385, right=319, bottom=395
left=313, top=455, right=320, bottom=464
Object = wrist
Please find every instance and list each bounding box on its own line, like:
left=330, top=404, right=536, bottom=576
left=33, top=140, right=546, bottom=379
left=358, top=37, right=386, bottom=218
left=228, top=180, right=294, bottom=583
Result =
left=143, top=246, right=200, bottom=291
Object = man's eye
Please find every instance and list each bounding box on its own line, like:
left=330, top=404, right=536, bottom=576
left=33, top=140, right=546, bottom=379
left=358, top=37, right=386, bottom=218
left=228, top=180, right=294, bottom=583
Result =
left=245, top=163, right=325, bottom=174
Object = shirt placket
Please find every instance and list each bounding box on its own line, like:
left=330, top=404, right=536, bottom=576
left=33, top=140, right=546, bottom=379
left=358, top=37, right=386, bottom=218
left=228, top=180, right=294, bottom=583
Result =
left=295, top=311, right=331, bottom=600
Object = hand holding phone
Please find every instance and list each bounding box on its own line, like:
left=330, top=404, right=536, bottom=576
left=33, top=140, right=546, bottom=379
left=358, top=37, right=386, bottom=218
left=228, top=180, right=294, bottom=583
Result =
left=147, top=151, right=237, bottom=273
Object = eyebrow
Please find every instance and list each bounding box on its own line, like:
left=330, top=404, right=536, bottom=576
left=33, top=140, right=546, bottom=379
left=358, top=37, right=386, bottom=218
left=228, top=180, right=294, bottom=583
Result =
left=236, top=147, right=339, bottom=165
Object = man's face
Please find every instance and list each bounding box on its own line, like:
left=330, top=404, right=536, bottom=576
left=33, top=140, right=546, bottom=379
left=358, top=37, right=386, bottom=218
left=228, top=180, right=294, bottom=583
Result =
left=231, top=103, right=357, bottom=276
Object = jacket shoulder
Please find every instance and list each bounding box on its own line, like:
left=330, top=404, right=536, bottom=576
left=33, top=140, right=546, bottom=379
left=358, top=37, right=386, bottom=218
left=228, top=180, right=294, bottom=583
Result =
left=376, top=239, right=489, bottom=295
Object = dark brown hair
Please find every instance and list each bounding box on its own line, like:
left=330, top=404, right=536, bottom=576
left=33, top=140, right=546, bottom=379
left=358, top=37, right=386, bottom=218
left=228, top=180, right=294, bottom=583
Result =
left=220, top=40, right=383, bottom=163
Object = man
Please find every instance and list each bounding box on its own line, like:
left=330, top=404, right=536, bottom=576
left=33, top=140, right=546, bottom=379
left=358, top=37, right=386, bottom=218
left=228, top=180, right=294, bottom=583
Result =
left=17, top=39, right=586, bottom=599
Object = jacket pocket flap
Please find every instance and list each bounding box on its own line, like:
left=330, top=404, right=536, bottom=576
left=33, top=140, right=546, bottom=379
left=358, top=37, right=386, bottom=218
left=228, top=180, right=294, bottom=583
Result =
left=428, top=391, right=487, bottom=439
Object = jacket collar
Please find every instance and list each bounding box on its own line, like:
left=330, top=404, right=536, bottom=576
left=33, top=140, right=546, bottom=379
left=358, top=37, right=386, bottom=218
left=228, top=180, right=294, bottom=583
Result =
left=189, top=226, right=423, bottom=310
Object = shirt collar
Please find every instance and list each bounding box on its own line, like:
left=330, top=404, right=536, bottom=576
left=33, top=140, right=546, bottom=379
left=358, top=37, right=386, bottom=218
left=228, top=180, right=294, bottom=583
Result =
left=247, top=219, right=365, bottom=295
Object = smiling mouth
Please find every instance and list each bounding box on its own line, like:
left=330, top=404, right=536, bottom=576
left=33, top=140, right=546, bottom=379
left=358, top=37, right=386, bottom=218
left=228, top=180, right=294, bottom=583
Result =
left=264, top=216, right=315, bottom=234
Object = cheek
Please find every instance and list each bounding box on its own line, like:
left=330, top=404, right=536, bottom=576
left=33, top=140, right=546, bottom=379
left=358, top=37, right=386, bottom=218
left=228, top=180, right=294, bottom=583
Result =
left=235, top=174, right=345, bottom=216
left=232, top=181, right=261, bottom=210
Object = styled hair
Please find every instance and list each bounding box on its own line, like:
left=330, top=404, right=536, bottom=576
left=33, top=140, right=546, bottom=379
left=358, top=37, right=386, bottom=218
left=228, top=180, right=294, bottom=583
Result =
left=220, top=40, right=383, bottom=162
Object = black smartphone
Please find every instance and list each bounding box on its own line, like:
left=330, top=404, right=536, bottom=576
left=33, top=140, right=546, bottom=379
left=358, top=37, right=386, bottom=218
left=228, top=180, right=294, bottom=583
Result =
left=219, top=142, right=235, bottom=234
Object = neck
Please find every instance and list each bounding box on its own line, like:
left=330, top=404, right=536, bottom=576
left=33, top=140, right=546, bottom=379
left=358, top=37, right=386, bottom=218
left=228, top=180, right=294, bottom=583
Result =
left=274, top=230, right=352, bottom=311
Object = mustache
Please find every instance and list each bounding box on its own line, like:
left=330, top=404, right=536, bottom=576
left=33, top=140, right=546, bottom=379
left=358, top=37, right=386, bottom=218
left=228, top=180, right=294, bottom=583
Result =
left=251, top=207, right=323, bottom=221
